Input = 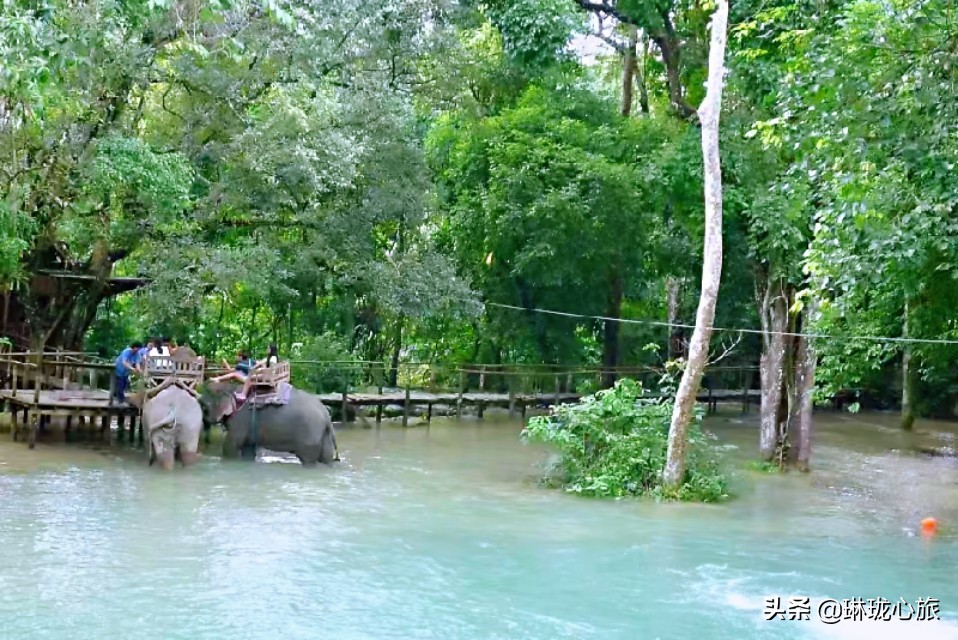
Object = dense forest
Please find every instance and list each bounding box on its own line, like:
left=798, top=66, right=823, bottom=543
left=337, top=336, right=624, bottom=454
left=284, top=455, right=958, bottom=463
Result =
left=3, top=0, right=958, bottom=455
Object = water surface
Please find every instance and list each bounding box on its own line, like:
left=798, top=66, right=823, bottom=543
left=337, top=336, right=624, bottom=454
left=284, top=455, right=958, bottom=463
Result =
left=0, top=409, right=956, bottom=639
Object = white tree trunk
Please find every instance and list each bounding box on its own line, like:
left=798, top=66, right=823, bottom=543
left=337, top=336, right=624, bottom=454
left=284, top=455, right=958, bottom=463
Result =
left=662, top=0, right=729, bottom=489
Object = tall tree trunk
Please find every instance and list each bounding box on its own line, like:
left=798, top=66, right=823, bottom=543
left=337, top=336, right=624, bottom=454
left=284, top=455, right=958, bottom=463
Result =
left=637, top=36, right=650, bottom=115
left=901, top=300, right=915, bottom=430
left=602, top=269, right=623, bottom=388
left=620, top=26, right=638, bottom=116
left=787, top=301, right=817, bottom=471
left=666, top=276, right=681, bottom=360
left=388, top=314, right=404, bottom=387
left=757, top=274, right=789, bottom=461
left=662, top=0, right=728, bottom=490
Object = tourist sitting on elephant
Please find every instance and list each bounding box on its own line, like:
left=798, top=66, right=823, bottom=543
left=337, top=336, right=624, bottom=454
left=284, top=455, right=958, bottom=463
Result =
left=211, top=351, right=255, bottom=384
left=239, top=344, right=280, bottom=399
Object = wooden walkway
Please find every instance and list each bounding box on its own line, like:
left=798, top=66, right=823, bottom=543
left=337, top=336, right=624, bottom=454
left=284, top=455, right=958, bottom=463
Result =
left=317, top=388, right=761, bottom=425
left=0, top=389, right=141, bottom=448
left=0, top=349, right=761, bottom=445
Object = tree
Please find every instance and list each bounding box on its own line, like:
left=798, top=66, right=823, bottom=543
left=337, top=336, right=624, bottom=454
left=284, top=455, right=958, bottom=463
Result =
left=663, top=0, right=728, bottom=489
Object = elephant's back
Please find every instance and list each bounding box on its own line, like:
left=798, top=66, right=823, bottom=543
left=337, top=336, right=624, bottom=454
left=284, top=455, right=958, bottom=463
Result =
left=289, top=388, right=332, bottom=419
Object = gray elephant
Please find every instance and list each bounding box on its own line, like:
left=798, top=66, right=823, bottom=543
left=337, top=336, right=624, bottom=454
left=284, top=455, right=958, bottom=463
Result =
left=141, top=384, right=204, bottom=470
left=200, top=382, right=339, bottom=465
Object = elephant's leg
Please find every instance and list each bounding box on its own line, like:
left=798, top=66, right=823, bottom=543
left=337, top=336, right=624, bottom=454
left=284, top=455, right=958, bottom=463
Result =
left=319, top=428, right=337, bottom=464
left=180, top=450, right=201, bottom=466
left=152, top=430, right=176, bottom=471
left=294, top=445, right=320, bottom=466
left=154, top=441, right=175, bottom=470
left=221, top=433, right=242, bottom=459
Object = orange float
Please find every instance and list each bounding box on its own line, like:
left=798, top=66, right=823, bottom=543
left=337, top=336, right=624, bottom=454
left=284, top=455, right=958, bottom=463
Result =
left=921, top=517, right=938, bottom=537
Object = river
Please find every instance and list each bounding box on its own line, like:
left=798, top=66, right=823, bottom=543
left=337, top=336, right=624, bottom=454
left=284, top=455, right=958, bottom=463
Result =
left=0, top=409, right=956, bottom=639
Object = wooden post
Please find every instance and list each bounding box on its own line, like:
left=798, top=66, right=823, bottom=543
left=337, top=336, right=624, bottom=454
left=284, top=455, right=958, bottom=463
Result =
left=341, top=391, right=349, bottom=424
left=402, top=386, right=410, bottom=427
left=108, top=373, right=116, bottom=406
left=456, top=371, right=465, bottom=420
left=566, top=372, right=573, bottom=395
left=33, top=362, right=40, bottom=405
left=426, top=403, right=432, bottom=423
left=477, top=402, right=485, bottom=420
left=18, top=408, right=28, bottom=442
left=118, top=415, right=126, bottom=443
left=377, top=367, right=384, bottom=426
left=28, top=412, right=38, bottom=449
left=508, top=377, right=516, bottom=418
left=65, top=415, right=73, bottom=442
left=740, top=369, right=749, bottom=414
left=100, top=414, right=109, bottom=442
left=554, top=375, right=561, bottom=409
left=479, top=366, right=486, bottom=391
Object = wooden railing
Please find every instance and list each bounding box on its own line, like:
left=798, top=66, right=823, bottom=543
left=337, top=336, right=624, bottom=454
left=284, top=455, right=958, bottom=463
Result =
left=0, top=347, right=758, bottom=411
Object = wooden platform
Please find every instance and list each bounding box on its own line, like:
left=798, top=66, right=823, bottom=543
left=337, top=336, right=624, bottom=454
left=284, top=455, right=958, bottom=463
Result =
left=0, top=389, right=141, bottom=448
left=316, top=388, right=761, bottom=425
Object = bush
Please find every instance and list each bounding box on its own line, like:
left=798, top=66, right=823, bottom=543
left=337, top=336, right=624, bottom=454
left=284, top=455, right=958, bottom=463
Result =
left=521, top=378, right=728, bottom=502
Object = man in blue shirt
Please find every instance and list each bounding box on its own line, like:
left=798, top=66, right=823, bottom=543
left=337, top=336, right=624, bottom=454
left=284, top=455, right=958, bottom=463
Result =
left=114, top=341, right=143, bottom=404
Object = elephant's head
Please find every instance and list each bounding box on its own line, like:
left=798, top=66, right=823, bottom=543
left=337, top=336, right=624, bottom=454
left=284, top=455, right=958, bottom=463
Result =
left=198, top=381, right=238, bottom=426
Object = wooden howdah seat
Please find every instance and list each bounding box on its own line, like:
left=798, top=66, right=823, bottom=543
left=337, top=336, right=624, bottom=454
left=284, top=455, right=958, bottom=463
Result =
left=145, top=350, right=205, bottom=390
left=246, top=360, right=291, bottom=395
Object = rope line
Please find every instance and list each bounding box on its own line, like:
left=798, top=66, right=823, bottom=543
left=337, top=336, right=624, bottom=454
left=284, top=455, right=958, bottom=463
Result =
left=483, top=301, right=958, bottom=347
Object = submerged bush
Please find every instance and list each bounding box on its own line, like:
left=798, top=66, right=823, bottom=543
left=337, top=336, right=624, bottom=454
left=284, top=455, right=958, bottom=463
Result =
left=521, top=379, right=728, bottom=502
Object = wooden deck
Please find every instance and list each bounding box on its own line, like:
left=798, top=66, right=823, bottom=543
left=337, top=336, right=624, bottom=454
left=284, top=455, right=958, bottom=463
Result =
left=317, top=388, right=761, bottom=425
left=0, top=389, right=141, bottom=448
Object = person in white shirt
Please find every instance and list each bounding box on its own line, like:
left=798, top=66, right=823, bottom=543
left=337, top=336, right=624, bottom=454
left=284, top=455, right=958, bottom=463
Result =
left=148, top=337, right=170, bottom=357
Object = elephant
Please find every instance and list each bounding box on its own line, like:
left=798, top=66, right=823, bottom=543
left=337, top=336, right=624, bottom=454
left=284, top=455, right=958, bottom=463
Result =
left=141, top=384, right=204, bottom=470
left=200, top=382, right=339, bottom=465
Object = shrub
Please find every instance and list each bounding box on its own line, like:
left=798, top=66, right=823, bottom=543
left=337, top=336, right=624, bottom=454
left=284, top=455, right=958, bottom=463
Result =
left=521, top=378, right=728, bottom=502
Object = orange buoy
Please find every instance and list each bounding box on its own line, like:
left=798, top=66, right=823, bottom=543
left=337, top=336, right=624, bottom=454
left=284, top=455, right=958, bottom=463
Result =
left=921, top=517, right=938, bottom=537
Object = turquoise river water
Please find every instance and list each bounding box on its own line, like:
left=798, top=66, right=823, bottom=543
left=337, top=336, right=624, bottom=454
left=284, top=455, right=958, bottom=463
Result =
left=1, top=409, right=958, bottom=639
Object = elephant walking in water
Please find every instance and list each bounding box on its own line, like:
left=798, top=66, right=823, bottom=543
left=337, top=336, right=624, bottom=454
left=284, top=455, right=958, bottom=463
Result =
left=200, top=382, right=339, bottom=465
left=141, top=384, right=204, bottom=470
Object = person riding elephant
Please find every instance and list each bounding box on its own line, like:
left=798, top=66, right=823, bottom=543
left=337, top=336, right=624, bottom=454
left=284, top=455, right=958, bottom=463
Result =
left=140, top=383, right=204, bottom=470
left=199, top=381, right=339, bottom=465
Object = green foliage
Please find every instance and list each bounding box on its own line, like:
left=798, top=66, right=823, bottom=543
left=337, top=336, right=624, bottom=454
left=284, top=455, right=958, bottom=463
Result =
left=290, top=332, right=363, bottom=394
left=522, top=379, right=728, bottom=501
left=485, top=0, right=583, bottom=69
left=0, top=203, right=35, bottom=288
left=744, top=460, right=781, bottom=474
